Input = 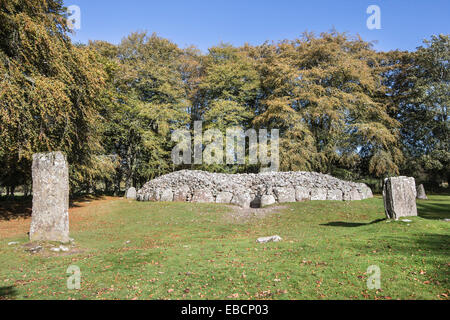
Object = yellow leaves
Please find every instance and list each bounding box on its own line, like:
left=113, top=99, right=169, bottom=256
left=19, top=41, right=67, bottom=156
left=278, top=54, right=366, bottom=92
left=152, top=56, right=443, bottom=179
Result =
left=254, top=97, right=298, bottom=126
left=204, top=99, right=252, bottom=130
left=355, top=122, right=397, bottom=147
left=369, top=151, right=400, bottom=177
left=253, top=32, right=403, bottom=176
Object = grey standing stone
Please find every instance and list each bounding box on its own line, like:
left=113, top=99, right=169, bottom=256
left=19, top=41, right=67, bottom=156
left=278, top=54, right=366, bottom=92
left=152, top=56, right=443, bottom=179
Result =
left=349, top=189, right=362, bottom=201
left=216, top=192, right=233, bottom=204
left=192, top=189, right=215, bottom=203
left=383, top=176, right=418, bottom=220
left=173, top=185, right=190, bottom=202
left=343, top=188, right=362, bottom=201
left=274, top=187, right=296, bottom=203
left=126, top=187, right=137, bottom=199
left=29, top=152, right=70, bottom=243
left=311, top=188, right=327, bottom=201
left=295, top=187, right=311, bottom=201
left=360, top=185, right=374, bottom=199
left=231, top=192, right=252, bottom=208
left=327, top=189, right=343, bottom=201
left=416, top=184, right=428, bottom=200
left=160, top=189, right=174, bottom=202
left=260, top=195, right=276, bottom=207
left=149, top=189, right=161, bottom=201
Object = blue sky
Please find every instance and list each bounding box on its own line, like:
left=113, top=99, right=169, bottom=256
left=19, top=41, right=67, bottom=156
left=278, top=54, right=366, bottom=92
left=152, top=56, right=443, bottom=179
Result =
left=64, top=0, right=449, bottom=52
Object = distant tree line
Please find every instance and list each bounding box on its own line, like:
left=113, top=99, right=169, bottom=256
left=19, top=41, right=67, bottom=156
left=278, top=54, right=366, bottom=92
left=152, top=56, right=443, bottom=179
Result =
left=0, top=0, right=448, bottom=196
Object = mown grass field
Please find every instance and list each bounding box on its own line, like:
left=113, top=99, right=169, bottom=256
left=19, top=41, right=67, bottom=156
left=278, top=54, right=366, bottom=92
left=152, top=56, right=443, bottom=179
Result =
left=0, top=195, right=449, bottom=300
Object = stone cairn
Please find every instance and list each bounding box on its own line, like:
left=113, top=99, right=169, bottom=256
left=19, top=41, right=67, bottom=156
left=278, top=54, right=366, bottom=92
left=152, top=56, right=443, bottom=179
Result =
left=383, top=176, right=418, bottom=220
left=29, top=152, right=70, bottom=243
left=137, top=170, right=373, bottom=208
left=416, top=184, right=428, bottom=200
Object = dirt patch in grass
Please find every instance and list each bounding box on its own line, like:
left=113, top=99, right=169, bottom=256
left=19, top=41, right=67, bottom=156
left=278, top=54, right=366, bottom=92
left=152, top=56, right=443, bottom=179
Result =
left=0, top=196, right=122, bottom=240
left=223, top=205, right=288, bottom=224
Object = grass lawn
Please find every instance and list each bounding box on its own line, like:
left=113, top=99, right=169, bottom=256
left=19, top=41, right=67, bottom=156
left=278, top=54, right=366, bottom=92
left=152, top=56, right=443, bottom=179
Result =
left=0, top=195, right=449, bottom=300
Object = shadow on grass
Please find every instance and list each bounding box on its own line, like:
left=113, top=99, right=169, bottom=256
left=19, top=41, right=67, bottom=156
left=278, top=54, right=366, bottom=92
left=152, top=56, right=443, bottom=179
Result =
left=320, top=218, right=386, bottom=228
left=0, top=286, right=17, bottom=300
left=417, top=201, right=450, bottom=220
left=0, top=198, right=32, bottom=221
left=352, top=233, right=450, bottom=286
left=377, top=233, right=449, bottom=257
left=69, top=194, right=105, bottom=208
left=0, top=194, right=107, bottom=221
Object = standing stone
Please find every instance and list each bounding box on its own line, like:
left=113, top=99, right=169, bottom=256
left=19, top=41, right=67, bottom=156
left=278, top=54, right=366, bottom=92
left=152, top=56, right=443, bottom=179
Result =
left=360, top=185, right=374, bottom=200
left=350, top=189, right=362, bottom=201
left=231, top=192, right=252, bottom=208
left=383, top=176, right=418, bottom=220
left=148, top=189, right=161, bottom=201
left=343, top=188, right=362, bottom=201
left=260, top=195, right=276, bottom=207
left=173, top=185, right=190, bottom=202
left=160, top=189, right=174, bottom=202
left=273, top=187, right=296, bottom=203
left=192, top=189, right=215, bottom=203
left=311, top=188, right=327, bottom=201
left=416, top=184, right=428, bottom=200
left=216, top=192, right=233, bottom=204
left=30, top=152, right=70, bottom=243
left=295, top=187, right=311, bottom=201
left=327, top=189, right=343, bottom=201
left=126, top=187, right=137, bottom=199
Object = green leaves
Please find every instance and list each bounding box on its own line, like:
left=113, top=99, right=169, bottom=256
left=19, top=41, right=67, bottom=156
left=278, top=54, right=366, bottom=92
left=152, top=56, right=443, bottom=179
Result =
left=387, top=35, right=449, bottom=186
left=0, top=3, right=447, bottom=190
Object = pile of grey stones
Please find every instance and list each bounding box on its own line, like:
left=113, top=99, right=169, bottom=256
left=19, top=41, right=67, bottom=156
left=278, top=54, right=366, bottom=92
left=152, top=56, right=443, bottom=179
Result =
left=136, top=170, right=373, bottom=208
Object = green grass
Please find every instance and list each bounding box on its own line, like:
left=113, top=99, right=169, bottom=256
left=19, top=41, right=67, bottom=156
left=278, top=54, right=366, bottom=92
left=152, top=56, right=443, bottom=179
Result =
left=0, top=196, right=449, bottom=300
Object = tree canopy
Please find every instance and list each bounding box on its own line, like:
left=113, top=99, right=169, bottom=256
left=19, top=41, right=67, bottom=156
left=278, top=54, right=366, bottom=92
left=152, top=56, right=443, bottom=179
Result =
left=0, top=1, right=448, bottom=194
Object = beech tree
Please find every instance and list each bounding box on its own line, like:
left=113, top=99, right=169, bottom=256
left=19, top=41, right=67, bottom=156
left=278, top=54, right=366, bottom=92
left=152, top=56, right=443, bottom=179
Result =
left=252, top=32, right=403, bottom=178
left=0, top=0, right=107, bottom=193
left=388, top=35, right=449, bottom=187
left=0, top=2, right=447, bottom=193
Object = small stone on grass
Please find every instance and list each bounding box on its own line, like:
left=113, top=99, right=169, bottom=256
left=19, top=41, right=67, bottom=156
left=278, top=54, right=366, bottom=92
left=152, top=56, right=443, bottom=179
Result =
left=256, top=235, right=282, bottom=244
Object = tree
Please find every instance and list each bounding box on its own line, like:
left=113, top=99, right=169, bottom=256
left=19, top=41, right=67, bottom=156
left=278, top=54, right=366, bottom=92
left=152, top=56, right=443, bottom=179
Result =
left=390, top=35, right=449, bottom=187
left=0, top=0, right=107, bottom=193
left=253, top=32, right=403, bottom=178
left=90, top=32, right=188, bottom=190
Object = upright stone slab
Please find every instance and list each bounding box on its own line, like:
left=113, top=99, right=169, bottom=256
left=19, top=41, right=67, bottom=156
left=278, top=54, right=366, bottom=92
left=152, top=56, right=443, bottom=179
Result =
left=416, top=184, right=428, bottom=200
left=30, top=152, right=70, bottom=243
left=160, top=189, right=174, bottom=202
left=311, top=188, right=327, bottom=201
left=192, top=189, right=214, bottom=203
left=295, top=186, right=311, bottom=201
left=231, top=192, right=252, bottom=208
left=173, top=185, right=190, bottom=202
left=273, top=187, right=296, bottom=203
left=260, top=195, right=276, bottom=207
left=126, top=187, right=137, bottom=199
left=383, top=176, right=418, bottom=220
left=327, top=189, right=343, bottom=201
left=216, top=192, right=233, bottom=204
